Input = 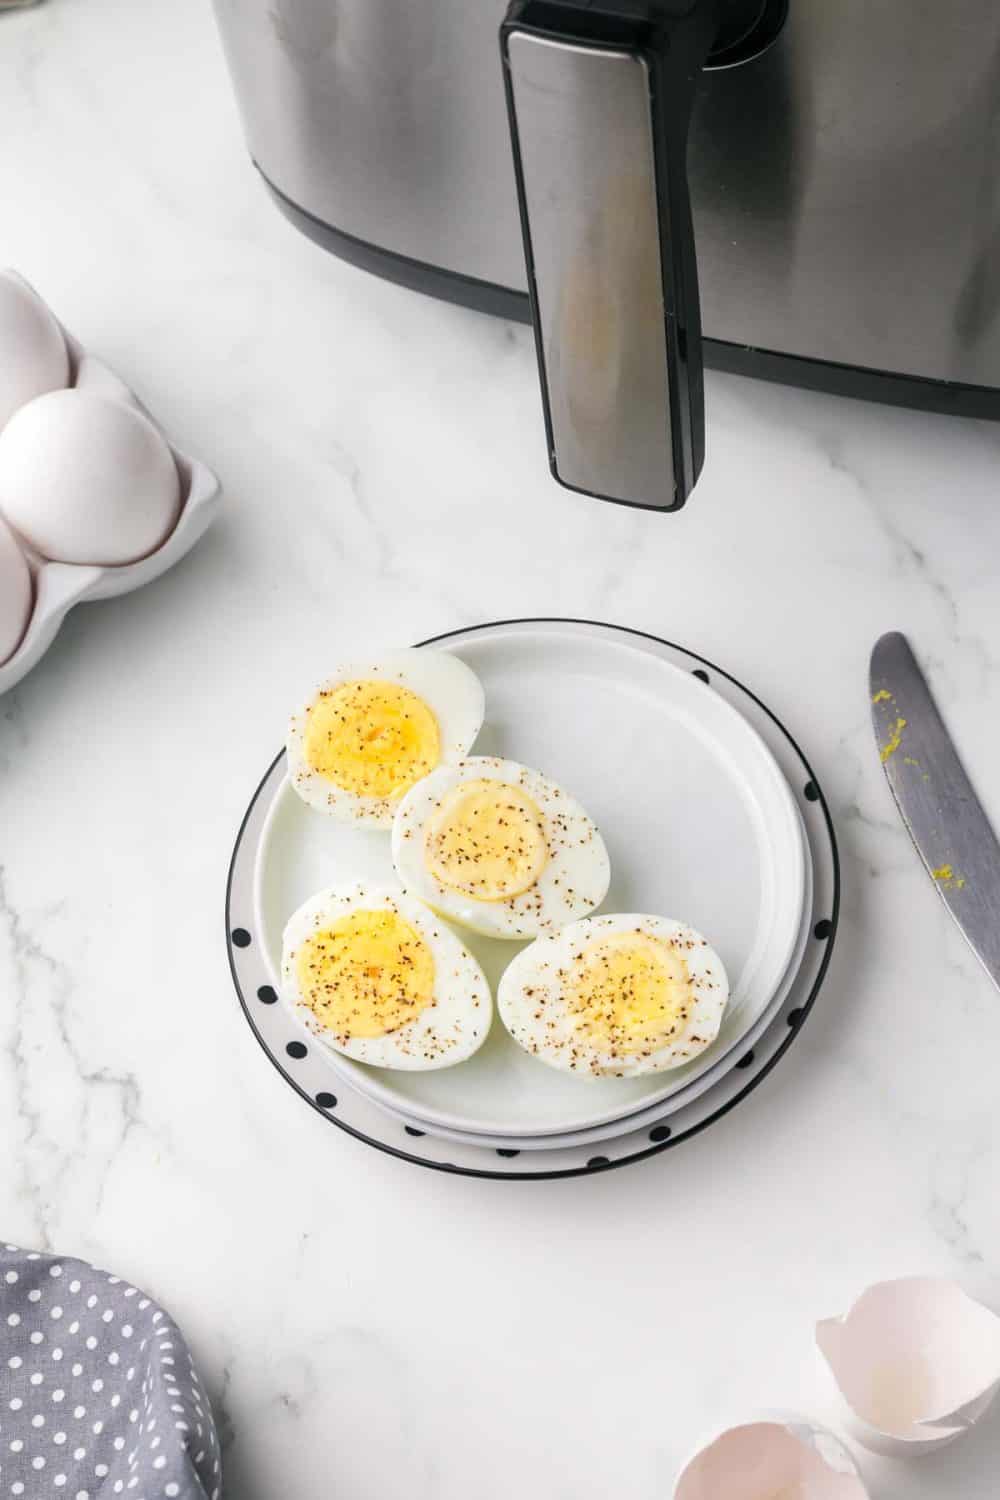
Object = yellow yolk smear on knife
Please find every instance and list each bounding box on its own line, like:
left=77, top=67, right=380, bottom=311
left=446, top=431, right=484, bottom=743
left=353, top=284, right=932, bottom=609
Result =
left=303, top=680, right=440, bottom=800
left=564, top=930, right=694, bottom=1057
left=424, top=778, right=548, bottom=901
left=294, top=909, right=435, bottom=1039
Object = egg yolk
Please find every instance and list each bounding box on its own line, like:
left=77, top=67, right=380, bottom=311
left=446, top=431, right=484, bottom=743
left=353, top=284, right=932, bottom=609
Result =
left=424, top=778, right=548, bottom=901
left=564, top=930, right=694, bottom=1057
left=294, top=908, right=435, bottom=1039
left=303, top=680, right=440, bottom=800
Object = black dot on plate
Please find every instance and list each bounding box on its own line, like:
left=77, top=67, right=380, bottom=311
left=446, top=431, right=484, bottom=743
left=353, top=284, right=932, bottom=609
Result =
left=404, top=1126, right=425, bottom=1138
left=814, top=918, right=833, bottom=940
left=315, top=1092, right=337, bottom=1110
left=231, top=928, right=251, bottom=949
left=496, top=1148, right=520, bottom=1159
left=257, top=985, right=277, bottom=1005
left=787, top=1007, right=804, bottom=1028
left=736, top=1050, right=755, bottom=1069
left=804, top=781, right=819, bottom=802
left=587, top=1156, right=609, bottom=1169
left=285, top=1041, right=307, bottom=1060
left=649, top=1125, right=672, bottom=1143
left=692, top=669, right=710, bottom=684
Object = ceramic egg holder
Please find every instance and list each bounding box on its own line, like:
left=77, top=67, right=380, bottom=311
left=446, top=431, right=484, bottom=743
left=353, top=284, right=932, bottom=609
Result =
left=0, top=271, right=221, bottom=695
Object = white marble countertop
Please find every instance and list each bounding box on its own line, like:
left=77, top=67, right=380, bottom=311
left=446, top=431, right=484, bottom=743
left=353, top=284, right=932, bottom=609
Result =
left=3, top=2, right=1000, bottom=1496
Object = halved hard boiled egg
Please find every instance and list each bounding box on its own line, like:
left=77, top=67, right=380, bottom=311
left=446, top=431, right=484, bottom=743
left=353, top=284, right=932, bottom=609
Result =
left=391, top=756, right=611, bottom=939
left=286, top=649, right=484, bottom=827
left=497, top=913, right=729, bottom=1077
left=281, top=882, right=492, bottom=1070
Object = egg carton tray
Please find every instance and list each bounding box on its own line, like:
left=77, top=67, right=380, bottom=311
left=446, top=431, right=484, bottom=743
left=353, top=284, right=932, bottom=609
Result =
left=0, top=271, right=221, bottom=697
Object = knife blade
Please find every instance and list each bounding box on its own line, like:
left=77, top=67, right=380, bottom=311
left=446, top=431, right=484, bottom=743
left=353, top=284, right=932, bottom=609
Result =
left=871, top=630, right=1000, bottom=990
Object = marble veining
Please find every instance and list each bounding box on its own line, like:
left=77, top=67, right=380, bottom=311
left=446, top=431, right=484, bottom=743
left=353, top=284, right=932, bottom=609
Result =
left=3, top=1, right=1000, bottom=1496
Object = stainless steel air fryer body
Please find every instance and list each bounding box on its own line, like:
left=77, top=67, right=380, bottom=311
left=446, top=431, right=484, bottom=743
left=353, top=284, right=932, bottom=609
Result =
left=213, top=0, right=1000, bottom=507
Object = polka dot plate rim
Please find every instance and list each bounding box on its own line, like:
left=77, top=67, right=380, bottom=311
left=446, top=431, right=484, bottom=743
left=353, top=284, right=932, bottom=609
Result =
left=225, top=618, right=839, bottom=1181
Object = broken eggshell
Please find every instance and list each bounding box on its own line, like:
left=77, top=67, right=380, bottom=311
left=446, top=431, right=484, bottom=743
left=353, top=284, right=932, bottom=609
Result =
left=674, top=1415, right=869, bottom=1500
left=816, top=1276, right=1000, bottom=1457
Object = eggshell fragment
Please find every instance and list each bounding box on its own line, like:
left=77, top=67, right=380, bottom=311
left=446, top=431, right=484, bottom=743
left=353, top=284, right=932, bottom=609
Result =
left=816, top=1276, right=1000, bottom=1456
left=0, top=389, right=181, bottom=565
left=674, top=1418, right=869, bottom=1500
left=0, top=515, right=32, bottom=665
left=0, top=272, right=69, bottom=430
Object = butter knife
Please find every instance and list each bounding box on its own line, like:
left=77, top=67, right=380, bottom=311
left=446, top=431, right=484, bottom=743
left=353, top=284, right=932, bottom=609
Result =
left=870, top=630, right=1000, bottom=989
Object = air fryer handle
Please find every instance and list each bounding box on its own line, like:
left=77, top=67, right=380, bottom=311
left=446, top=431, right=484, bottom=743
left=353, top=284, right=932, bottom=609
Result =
left=501, top=0, right=717, bottom=510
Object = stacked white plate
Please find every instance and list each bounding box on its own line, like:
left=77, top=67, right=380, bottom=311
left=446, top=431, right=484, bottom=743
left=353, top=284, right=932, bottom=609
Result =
left=226, top=620, right=838, bottom=1180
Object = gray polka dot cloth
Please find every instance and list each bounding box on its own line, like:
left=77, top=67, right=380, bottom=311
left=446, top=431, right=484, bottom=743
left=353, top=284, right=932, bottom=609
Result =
left=0, top=1244, right=220, bottom=1499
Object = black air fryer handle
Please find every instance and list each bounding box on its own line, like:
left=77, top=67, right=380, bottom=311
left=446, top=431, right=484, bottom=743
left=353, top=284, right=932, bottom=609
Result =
left=501, top=0, right=721, bottom=510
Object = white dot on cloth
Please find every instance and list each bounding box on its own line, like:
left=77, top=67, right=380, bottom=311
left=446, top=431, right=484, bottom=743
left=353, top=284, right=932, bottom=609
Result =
left=49, top=1264, right=62, bottom=1277
left=8, top=1398, right=21, bottom=1411
left=4, top=1270, right=18, bottom=1284
left=74, top=1406, right=86, bottom=1419
left=85, top=1338, right=97, bottom=1351
left=92, top=1380, right=104, bottom=1394
left=52, top=1348, right=64, bottom=1361
left=72, top=1364, right=83, bottom=1377
left=7, top=1356, right=21, bottom=1369
left=152, top=1457, right=166, bottom=1470
left=54, top=1479, right=66, bottom=1490
left=29, top=1331, right=44, bottom=1344
left=69, top=1280, right=81, bottom=1294
left=73, top=1448, right=85, bottom=1461
left=109, top=1353, right=120, bottom=1366
left=54, top=1431, right=66, bottom=1444
left=76, top=1491, right=90, bottom=1500
left=30, top=1414, right=44, bottom=1427
left=31, top=1457, right=45, bottom=1470
left=122, top=1325, right=133, bottom=1338
left=114, top=1437, right=125, bottom=1450
left=29, top=1373, right=43, bottom=1386
left=27, top=1290, right=40, bottom=1303
left=50, top=1305, right=63, bottom=1319
left=6, top=1312, right=19, bottom=1327
left=95, top=1465, right=108, bottom=1478
left=86, top=1296, right=97, bottom=1309
left=9, top=1440, right=23, bottom=1452
left=102, top=1311, right=114, bottom=1324
left=165, top=1486, right=179, bottom=1498
left=52, top=1389, right=65, bottom=1401
left=11, top=1484, right=24, bottom=1496
left=92, top=1420, right=104, bottom=1435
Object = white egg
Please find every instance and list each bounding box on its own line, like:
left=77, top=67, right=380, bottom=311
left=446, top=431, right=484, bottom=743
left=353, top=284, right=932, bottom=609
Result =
left=0, top=515, right=32, bottom=666
left=498, top=913, right=729, bottom=1077
left=286, top=648, right=485, bottom=827
left=0, top=274, right=69, bottom=431
left=281, top=881, right=492, bottom=1070
left=391, top=755, right=611, bottom=940
left=0, top=390, right=181, bottom=565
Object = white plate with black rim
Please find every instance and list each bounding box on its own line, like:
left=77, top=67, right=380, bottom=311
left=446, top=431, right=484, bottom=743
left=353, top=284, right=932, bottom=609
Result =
left=254, top=620, right=804, bottom=1135
left=226, top=620, right=838, bottom=1180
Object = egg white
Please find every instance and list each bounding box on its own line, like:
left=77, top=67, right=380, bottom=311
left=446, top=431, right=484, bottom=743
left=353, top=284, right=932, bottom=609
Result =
left=286, top=648, right=485, bottom=827
left=391, top=756, right=611, bottom=939
left=497, top=913, right=730, bottom=1077
left=280, top=881, right=492, bottom=1070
